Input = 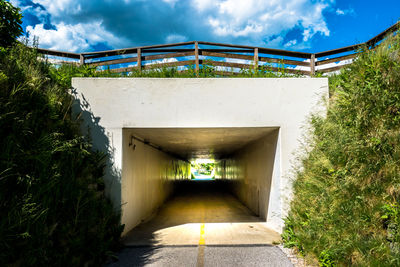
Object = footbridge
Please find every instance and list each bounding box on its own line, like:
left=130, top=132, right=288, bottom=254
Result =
left=72, top=77, right=328, bottom=243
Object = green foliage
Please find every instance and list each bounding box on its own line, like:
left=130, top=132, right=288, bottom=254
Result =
left=191, top=162, right=214, bottom=176
left=382, top=203, right=400, bottom=255
left=0, top=0, right=22, bottom=47
left=282, top=31, right=400, bottom=266
left=49, top=54, right=305, bottom=79
left=0, top=43, right=123, bottom=266
left=49, top=63, right=119, bottom=88
left=318, top=250, right=336, bottom=267
left=129, top=65, right=186, bottom=77
left=108, top=58, right=302, bottom=78
left=281, top=216, right=303, bottom=253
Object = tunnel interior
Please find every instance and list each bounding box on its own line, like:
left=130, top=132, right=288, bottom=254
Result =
left=121, top=127, right=280, bottom=236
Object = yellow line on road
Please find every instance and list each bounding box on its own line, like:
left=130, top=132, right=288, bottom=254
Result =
left=196, top=244, right=205, bottom=267
left=197, top=209, right=206, bottom=267
left=199, top=223, right=205, bottom=245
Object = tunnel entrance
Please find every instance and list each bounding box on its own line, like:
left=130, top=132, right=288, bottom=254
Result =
left=72, top=77, right=329, bottom=238
left=121, top=127, right=280, bottom=242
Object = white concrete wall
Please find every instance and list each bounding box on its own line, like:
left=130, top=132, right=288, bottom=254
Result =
left=71, top=77, right=329, bottom=233
left=121, top=129, right=189, bottom=234
left=216, top=129, right=280, bottom=228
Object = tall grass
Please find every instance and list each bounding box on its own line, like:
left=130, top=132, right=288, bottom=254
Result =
left=282, top=31, right=400, bottom=266
left=0, top=43, right=123, bottom=266
left=83, top=59, right=303, bottom=78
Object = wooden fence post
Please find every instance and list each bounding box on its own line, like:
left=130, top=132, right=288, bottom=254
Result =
left=195, top=41, right=199, bottom=76
left=310, top=54, right=315, bottom=76
left=137, top=48, right=142, bottom=73
left=79, top=54, right=85, bottom=66
left=254, top=48, right=258, bottom=72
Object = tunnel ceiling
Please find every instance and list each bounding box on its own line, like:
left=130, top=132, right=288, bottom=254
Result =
left=128, top=127, right=277, bottom=160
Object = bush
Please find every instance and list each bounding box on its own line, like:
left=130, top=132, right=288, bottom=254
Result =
left=0, top=42, right=123, bottom=266
left=282, top=31, right=400, bottom=266
left=0, top=0, right=22, bottom=47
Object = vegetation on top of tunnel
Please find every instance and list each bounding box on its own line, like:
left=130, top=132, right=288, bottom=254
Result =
left=0, top=1, right=123, bottom=266
left=281, top=28, right=400, bottom=266
left=51, top=58, right=305, bottom=79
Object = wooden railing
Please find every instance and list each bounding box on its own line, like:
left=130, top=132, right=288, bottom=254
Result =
left=37, top=22, right=399, bottom=76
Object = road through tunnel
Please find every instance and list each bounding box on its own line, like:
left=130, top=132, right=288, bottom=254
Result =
left=121, top=127, right=280, bottom=243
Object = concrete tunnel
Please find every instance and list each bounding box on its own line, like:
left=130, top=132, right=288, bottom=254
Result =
left=71, top=77, right=328, bottom=240
left=121, top=127, right=279, bottom=235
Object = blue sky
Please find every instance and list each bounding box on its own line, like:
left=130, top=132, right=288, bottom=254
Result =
left=10, top=0, right=400, bottom=53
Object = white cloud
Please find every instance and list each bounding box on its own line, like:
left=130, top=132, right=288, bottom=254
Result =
left=336, top=9, right=345, bottom=15
left=284, top=39, right=297, bottom=47
left=145, top=57, right=178, bottom=67
left=299, top=2, right=330, bottom=41
left=316, top=58, right=353, bottom=71
left=200, top=0, right=331, bottom=45
left=10, top=0, right=22, bottom=9
left=34, top=0, right=80, bottom=16
left=265, top=36, right=284, bottom=48
left=336, top=8, right=355, bottom=16
left=165, top=34, right=187, bottom=43
left=26, top=21, right=125, bottom=52
left=293, top=57, right=354, bottom=75
left=15, top=0, right=336, bottom=52
left=293, top=58, right=310, bottom=71
left=162, top=0, right=179, bottom=5
left=218, top=0, right=258, bottom=19
left=192, top=0, right=216, bottom=11
left=208, top=17, right=263, bottom=37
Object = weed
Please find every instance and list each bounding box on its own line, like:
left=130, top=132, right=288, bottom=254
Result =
left=0, top=43, right=123, bottom=266
left=282, top=28, right=400, bottom=266
left=318, top=250, right=336, bottom=267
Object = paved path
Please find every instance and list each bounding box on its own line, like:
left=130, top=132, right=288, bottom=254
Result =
left=108, top=181, right=292, bottom=266
left=107, top=245, right=292, bottom=267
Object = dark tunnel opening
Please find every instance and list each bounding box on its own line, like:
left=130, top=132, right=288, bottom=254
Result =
left=121, top=127, right=280, bottom=245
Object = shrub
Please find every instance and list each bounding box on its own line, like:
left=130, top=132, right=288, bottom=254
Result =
left=282, top=30, right=400, bottom=266
left=0, top=42, right=123, bottom=266
left=0, top=0, right=22, bottom=47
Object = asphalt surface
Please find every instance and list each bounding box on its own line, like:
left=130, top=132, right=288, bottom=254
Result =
left=108, top=181, right=293, bottom=266
left=106, top=244, right=293, bottom=267
left=122, top=180, right=281, bottom=247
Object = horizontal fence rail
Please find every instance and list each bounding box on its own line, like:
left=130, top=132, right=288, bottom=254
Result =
left=36, top=22, right=399, bottom=76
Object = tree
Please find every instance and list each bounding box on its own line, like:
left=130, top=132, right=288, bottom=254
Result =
left=0, top=0, right=22, bottom=47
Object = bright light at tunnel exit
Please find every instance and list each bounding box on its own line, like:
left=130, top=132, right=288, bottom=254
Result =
left=190, top=159, right=215, bottom=180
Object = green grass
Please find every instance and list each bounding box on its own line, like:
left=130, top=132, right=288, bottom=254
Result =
left=282, top=31, right=400, bottom=266
left=0, top=42, right=123, bottom=266
left=51, top=58, right=305, bottom=79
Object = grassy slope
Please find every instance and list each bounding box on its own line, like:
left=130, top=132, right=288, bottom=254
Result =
left=0, top=44, right=123, bottom=266
left=282, top=33, right=400, bottom=266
